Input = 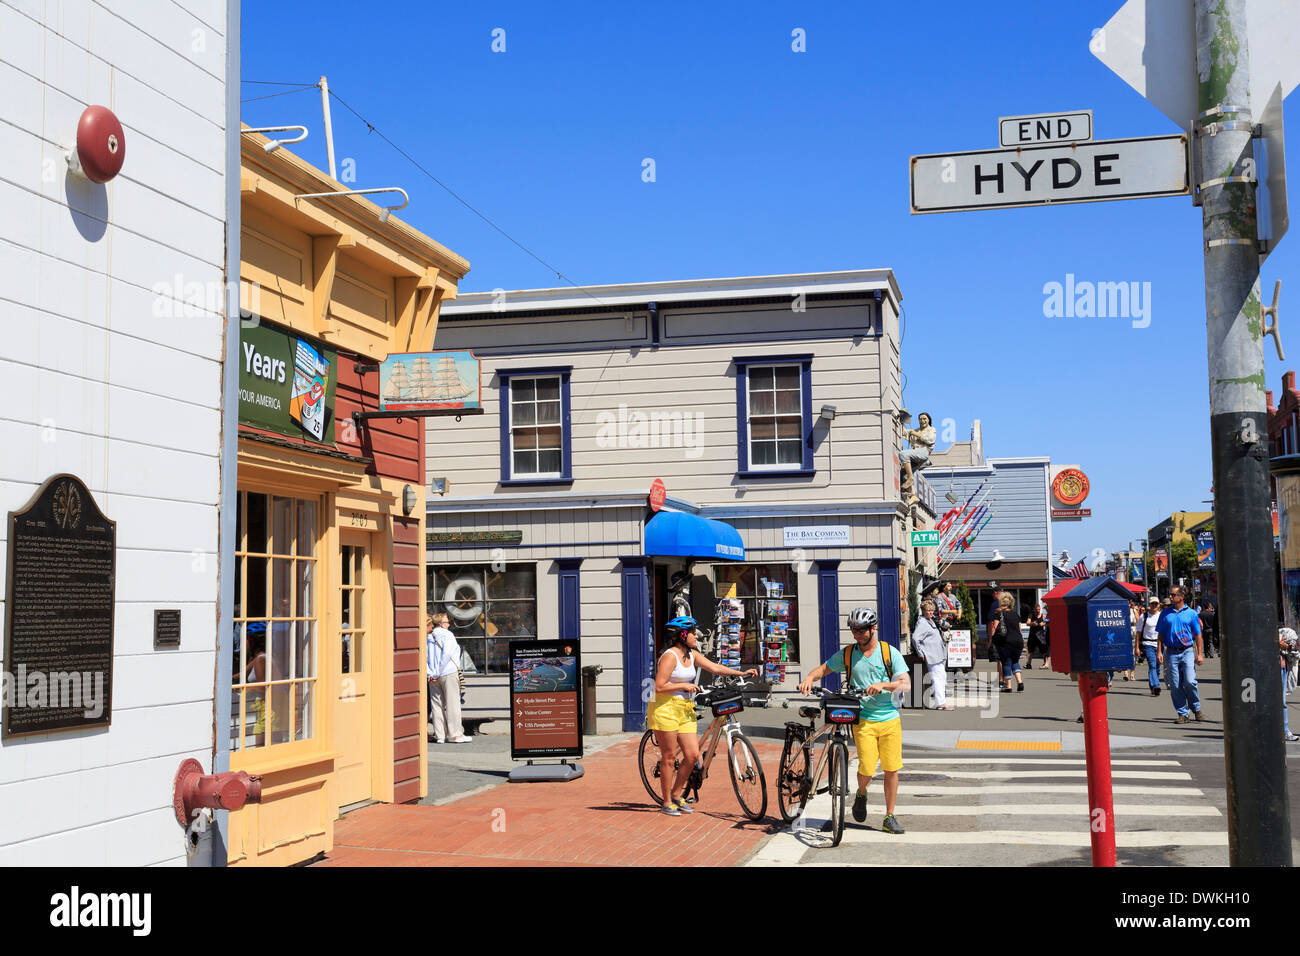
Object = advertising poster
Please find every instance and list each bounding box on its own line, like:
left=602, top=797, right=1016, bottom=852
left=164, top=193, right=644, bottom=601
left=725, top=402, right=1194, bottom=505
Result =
left=1129, top=556, right=1144, bottom=583
left=379, top=350, right=481, bottom=412
left=946, top=629, right=972, bottom=668
left=1154, top=549, right=1169, bottom=575
left=1196, top=530, right=1215, bottom=568
left=238, top=319, right=337, bottom=445
left=510, top=640, right=582, bottom=760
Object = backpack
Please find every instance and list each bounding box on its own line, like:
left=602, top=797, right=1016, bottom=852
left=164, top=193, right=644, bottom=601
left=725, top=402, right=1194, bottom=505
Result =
left=843, top=641, right=892, bottom=691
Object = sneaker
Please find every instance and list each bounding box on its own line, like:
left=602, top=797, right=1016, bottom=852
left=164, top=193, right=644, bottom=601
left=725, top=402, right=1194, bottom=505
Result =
left=1176, top=714, right=1190, bottom=724
left=451, top=735, right=473, bottom=743
left=1192, top=711, right=1204, bottom=722
left=1154, top=687, right=1162, bottom=697
left=674, top=800, right=695, bottom=814
left=1149, top=688, right=1159, bottom=697
left=1286, top=733, right=1300, bottom=742
left=1016, top=683, right=1025, bottom=692
left=852, top=792, right=867, bottom=823
left=882, top=814, right=906, bottom=834
left=660, top=803, right=681, bottom=816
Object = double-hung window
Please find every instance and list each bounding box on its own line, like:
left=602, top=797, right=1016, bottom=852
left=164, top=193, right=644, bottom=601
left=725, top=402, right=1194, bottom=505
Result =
left=498, top=367, right=572, bottom=484
left=734, top=355, right=814, bottom=477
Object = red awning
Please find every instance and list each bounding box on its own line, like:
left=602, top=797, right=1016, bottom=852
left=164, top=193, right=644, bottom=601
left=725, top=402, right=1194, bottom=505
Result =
left=1121, top=582, right=1148, bottom=595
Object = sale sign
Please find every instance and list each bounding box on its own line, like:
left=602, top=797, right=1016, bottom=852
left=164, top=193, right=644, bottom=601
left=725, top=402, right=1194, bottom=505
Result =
left=946, top=630, right=973, bottom=669
left=509, top=640, right=582, bottom=760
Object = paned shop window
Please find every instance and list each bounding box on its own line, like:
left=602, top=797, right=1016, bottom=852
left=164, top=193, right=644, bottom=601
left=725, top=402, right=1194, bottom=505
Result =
left=713, top=564, right=800, bottom=664
left=430, top=564, right=537, bottom=674
left=231, top=492, right=318, bottom=751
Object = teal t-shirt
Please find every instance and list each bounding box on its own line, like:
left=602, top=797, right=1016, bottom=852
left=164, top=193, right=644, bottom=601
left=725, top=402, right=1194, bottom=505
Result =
left=826, top=641, right=908, bottom=722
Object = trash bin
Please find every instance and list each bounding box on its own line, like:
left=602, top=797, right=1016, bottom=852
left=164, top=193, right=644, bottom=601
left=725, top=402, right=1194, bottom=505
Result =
left=581, top=664, right=603, bottom=736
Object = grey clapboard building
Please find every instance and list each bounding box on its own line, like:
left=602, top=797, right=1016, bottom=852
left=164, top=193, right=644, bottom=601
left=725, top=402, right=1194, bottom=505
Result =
left=424, top=271, right=938, bottom=732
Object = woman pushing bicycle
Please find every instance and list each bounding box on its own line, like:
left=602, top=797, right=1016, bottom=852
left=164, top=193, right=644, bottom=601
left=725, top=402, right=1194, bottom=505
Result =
left=647, top=615, right=758, bottom=816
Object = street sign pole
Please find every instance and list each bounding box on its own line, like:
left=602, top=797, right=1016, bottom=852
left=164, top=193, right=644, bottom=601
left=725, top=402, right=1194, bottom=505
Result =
left=1195, top=0, right=1291, bottom=866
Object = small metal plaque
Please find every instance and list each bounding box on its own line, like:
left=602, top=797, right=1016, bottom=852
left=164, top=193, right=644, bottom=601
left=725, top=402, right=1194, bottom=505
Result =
left=4, top=474, right=116, bottom=737
left=426, top=530, right=523, bottom=546
left=154, top=609, right=182, bottom=648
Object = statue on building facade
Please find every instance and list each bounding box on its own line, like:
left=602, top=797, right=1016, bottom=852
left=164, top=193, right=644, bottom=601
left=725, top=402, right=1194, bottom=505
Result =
left=900, top=411, right=936, bottom=499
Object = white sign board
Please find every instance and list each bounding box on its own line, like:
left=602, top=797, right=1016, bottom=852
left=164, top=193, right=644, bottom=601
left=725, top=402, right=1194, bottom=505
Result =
left=999, top=110, right=1093, bottom=147
left=1257, top=82, right=1289, bottom=259
left=1091, top=0, right=1300, bottom=132
left=783, top=525, right=851, bottom=547
left=911, top=135, right=1189, bottom=214
left=946, top=630, right=973, bottom=669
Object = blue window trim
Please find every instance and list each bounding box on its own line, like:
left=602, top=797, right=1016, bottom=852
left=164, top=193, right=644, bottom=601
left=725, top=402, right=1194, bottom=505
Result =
left=497, top=366, right=573, bottom=486
left=816, top=560, right=842, bottom=692
left=733, top=355, right=815, bottom=478
left=557, top=558, right=583, bottom=640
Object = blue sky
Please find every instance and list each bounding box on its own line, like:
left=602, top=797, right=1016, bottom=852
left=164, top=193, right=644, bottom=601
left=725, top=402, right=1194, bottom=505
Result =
left=241, top=1, right=1299, bottom=562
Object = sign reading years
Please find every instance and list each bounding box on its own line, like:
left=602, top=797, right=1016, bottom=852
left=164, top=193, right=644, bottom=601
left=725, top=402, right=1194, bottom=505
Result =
left=510, top=640, right=582, bottom=761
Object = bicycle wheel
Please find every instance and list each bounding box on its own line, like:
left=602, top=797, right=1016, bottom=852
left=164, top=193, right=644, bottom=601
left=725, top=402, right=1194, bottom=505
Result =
left=639, top=729, right=665, bottom=804
left=776, top=732, right=810, bottom=823
left=828, top=738, right=849, bottom=847
left=726, top=733, right=768, bottom=821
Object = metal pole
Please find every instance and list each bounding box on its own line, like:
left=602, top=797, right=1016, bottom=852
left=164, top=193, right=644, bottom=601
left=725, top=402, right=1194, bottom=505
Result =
left=319, top=75, right=337, bottom=181
left=1194, top=0, right=1291, bottom=866
left=1080, top=673, right=1116, bottom=867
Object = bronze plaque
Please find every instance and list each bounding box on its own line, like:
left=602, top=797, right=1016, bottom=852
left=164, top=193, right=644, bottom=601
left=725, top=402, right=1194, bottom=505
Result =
left=426, top=530, right=523, bottom=546
left=4, top=474, right=116, bottom=737
left=154, top=609, right=181, bottom=648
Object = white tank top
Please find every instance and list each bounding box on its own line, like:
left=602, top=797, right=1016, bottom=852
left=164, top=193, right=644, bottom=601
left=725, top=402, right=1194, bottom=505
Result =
left=661, top=649, right=698, bottom=699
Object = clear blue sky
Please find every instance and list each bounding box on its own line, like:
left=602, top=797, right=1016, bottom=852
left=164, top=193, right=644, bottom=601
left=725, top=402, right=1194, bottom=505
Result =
left=241, top=1, right=1299, bottom=562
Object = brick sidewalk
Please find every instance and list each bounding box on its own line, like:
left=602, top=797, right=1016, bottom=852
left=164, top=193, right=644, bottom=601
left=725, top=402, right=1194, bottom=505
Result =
left=316, top=736, right=784, bottom=867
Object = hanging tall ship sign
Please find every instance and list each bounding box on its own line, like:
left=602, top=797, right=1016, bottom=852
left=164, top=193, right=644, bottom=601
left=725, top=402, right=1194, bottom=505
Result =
left=374, top=350, right=483, bottom=416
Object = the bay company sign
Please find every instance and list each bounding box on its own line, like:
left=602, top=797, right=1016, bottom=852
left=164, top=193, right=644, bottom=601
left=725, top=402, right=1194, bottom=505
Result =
left=783, top=526, right=851, bottom=547
left=239, top=319, right=338, bottom=445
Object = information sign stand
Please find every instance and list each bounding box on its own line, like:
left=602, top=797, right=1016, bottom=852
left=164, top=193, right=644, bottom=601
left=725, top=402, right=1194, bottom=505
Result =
left=507, top=639, right=585, bottom=783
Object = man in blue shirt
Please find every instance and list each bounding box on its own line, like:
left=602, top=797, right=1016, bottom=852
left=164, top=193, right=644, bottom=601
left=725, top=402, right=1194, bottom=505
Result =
left=1155, top=586, right=1204, bottom=723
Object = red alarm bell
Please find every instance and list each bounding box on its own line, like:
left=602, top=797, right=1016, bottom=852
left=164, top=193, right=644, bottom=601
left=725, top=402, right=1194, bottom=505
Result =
left=66, top=105, right=125, bottom=183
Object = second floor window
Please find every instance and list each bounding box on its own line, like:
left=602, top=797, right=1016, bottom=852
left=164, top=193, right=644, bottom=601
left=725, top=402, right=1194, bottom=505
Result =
left=499, top=366, right=573, bottom=484
left=511, top=377, right=563, bottom=477
left=747, top=364, right=803, bottom=467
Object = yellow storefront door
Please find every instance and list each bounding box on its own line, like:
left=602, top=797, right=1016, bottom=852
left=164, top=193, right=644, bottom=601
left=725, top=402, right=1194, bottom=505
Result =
left=335, top=532, right=373, bottom=810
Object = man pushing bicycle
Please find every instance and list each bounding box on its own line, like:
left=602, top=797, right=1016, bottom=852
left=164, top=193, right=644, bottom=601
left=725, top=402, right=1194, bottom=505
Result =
left=798, top=606, right=910, bottom=834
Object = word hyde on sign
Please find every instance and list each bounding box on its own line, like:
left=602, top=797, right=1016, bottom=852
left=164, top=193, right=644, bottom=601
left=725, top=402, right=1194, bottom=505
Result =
left=910, top=135, right=1188, bottom=214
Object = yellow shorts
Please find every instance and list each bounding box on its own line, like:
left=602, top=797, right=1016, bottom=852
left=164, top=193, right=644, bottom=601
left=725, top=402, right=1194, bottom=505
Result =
left=851, top=717, right=903, bottom=774
left=646, top=695, right=698, bottom=734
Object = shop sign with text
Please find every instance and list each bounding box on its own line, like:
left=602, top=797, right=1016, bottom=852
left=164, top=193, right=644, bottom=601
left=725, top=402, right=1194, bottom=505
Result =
left=239, top=319, right=337, bottom=444
left=510, top=640, right=582, bottom=760
left=784, top=526, right=851, bottom=547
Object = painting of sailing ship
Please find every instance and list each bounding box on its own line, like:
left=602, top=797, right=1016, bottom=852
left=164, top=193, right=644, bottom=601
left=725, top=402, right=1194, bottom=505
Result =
left=379, top=350, right=481, bottom=411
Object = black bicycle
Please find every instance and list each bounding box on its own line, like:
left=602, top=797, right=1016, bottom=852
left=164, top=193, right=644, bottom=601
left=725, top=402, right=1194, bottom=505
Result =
left=775, top=685, right=870, bottom=846
left=638, top=676, right=768, bottom=821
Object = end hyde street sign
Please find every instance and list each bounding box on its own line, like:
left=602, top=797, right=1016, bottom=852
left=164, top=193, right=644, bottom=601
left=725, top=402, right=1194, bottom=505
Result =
left=910, top=133, right=1189, bottom=214
left=999, top=110, right=1093, bottom=148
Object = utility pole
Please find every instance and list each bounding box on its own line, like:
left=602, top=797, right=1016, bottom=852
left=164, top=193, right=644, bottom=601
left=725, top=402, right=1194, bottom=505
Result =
left=1195, top=0, right=1291, bottom=866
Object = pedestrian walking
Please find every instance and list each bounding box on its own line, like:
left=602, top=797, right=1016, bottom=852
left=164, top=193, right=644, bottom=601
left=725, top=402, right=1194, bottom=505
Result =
left=913, top=600, right=952, bottom=710
left=935, top=581, right=962, bottom=630
left=799, top=606, right=911, bottom=834
left=1121, top=599, right=1139, bottom=680
left=427, top=613, right=471, bottom=744
left=991, top=592, right=1024, bottom=693
left=1200, top=601, right=1219, bottom=659
left=1280, top=627, right=1299, bottom=742
left=1024, top=604, right=1048, bottom=669
left=1134, top=596, right=1163, bottom=697
left=1155, top=586, right=1204, bottom=723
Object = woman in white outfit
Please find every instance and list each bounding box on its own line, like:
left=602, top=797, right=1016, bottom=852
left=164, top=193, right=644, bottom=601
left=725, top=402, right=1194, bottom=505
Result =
left=912, top=600, right=953, bottom=710
left=428, top=613, right=471, bottom=744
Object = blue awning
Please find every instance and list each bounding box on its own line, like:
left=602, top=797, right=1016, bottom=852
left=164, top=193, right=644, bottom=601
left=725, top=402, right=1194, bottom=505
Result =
left=645, top=511, right=745, bottom=561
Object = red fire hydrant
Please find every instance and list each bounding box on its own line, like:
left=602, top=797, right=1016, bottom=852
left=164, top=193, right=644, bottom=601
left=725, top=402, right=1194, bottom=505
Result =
left=173, top=758, right=263, bottom=827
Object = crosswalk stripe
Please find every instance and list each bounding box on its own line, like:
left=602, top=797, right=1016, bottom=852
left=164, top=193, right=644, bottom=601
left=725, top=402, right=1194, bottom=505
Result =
left=806, top=830, right=1229, bottom=847
left=893, top=783, right=1205, bottom=795
left=850, top=804, right=1221, bottom=817
left=899, top=758, right=1181, bottom=766
left=897, top=770, right=1193, bottom=780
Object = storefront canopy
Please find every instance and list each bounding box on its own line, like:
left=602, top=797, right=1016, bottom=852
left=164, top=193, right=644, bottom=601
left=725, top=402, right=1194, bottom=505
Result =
left=645, top=511, right=745, bottom=561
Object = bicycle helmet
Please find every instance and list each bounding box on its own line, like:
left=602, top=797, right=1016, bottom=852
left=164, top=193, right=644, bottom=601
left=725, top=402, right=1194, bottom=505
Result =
left=847, top=606, right=878, bottom=630
left=664, top=615, right=698, bottom=642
